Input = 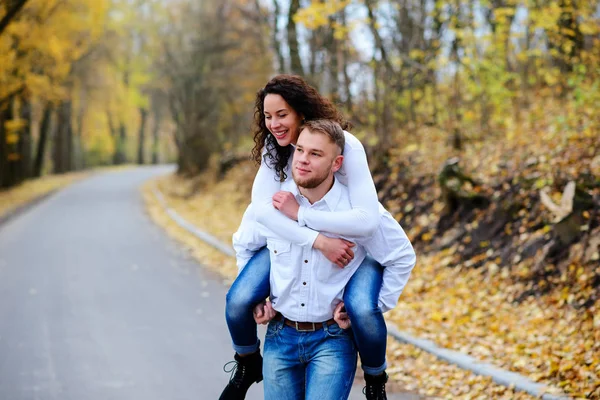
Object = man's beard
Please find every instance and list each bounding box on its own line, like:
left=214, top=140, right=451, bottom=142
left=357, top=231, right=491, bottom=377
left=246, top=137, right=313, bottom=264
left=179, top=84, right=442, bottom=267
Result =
left=293, top=165, right=331, bottom=189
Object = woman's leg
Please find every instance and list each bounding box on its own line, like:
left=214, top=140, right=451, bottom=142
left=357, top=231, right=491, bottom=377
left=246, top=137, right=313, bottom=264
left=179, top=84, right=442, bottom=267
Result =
left=343, top=255, right=387, bottom=376
left=225, top=246, right=271, bottom=354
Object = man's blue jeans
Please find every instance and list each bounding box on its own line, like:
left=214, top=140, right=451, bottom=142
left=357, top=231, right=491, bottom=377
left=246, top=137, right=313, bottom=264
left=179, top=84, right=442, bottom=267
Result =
left=263, top=318, right=357, bottom=400
left=225, top=247, right=387, bottom=375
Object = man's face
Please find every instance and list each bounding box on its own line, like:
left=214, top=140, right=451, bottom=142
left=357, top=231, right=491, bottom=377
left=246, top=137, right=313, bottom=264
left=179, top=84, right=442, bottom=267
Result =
left=292, top=129, right=343, bottom=189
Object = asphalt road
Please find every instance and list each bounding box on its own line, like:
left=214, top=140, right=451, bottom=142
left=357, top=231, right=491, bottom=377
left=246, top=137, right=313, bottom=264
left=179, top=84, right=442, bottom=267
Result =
left=0, top=167, right=419, bottom=400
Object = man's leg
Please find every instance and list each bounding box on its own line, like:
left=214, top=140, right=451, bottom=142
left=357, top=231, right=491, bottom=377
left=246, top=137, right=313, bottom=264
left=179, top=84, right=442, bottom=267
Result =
left=220, top=247, right=271, bottom=400
left=305, top=323, right=357, bottom=400
left=263, top=321, right=305, bottom=400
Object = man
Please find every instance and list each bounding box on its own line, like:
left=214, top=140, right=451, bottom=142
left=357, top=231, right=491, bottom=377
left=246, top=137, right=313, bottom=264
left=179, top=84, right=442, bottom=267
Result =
left=232, top=120, right=416, bottom=399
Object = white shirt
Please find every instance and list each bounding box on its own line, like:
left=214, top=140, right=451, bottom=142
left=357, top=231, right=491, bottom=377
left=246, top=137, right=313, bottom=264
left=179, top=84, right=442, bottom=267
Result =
left=251, top=131, right=380, bottom=248
left=233, top=179, right=417, bottom=320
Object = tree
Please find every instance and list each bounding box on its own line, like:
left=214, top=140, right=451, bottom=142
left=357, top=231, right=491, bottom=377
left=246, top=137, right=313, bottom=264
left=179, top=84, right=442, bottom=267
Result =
left=0, top=0, right=29, bottom=36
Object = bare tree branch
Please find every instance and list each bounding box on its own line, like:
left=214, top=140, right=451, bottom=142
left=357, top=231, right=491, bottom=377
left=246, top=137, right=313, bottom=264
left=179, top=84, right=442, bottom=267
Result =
left=0, top=0, right=30, bottom=36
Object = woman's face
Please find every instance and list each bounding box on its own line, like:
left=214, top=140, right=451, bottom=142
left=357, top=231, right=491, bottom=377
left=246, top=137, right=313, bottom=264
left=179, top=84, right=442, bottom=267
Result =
left=263, top=94, right=303, bottom=147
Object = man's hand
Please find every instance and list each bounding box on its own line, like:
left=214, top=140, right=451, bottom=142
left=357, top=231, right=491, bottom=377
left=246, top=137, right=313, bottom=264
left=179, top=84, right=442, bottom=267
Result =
left=253, top=300, right=277, bottom=325
left=333, top=302, right=351, bottom=329
left=313, top=234, right=355, bottom=268
left=272, top=191, right=300, bottom=221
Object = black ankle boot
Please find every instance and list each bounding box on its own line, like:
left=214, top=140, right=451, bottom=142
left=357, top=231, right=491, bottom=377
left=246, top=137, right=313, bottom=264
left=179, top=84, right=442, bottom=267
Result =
left=363, top=372, right=388, bottom=400
left=219, top=352, right=263, bottom=400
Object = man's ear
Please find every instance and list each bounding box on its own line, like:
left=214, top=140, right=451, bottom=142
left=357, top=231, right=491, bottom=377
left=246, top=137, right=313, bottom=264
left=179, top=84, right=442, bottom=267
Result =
left=332, top=155, right=344, bottom=173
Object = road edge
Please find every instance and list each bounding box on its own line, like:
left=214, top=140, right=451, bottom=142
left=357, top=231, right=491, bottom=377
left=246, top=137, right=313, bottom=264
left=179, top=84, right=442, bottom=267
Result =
left=0, top=189, right=59, bottom=229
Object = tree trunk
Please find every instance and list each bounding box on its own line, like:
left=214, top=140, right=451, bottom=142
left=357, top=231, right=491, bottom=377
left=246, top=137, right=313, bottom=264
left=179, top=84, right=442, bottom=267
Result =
left=151, top=102, right=161, bottom=165
left=341, top=9, right=353, bottom=112
left=74, top=95, right=86, bottom=170
left=0, top=102, right=10, bottom=188
left=113, top=122, right=127, bottom=165
left=271, top=0, right=285, bottom=73
left=1, top=97, right=28, bottom=188
left=53, top=101, right=73, bottom=174
left=326, top=15, right=339, bottom=103
left=16, top=98, right=32, bottom=182
left=33, top=103, right=53, bottom=178
left=137, top=108, right=147, bottom=164
left=287, top=0, right=303, bottom=75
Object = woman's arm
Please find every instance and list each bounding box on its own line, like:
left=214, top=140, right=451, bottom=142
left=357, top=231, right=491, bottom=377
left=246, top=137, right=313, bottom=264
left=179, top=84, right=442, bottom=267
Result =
left=232, top=203, right=266, bottom=272
left=297, top=133, right=380, bottom=238
left=252, top=145, right=367, bottom=266
left=251, top=151, right=320, bottom=248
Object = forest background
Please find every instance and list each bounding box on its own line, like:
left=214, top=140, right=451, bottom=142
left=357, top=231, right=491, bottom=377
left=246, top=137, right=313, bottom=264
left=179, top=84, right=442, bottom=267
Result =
left=1, top=0, right=599, bottom=398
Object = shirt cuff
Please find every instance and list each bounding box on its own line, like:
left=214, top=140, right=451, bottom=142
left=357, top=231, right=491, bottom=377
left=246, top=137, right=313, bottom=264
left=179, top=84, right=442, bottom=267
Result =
left=297, top=205, right=307, bottom=227
left=378, top=299, right=390, bottom=314
left=307, top=229, right=319, bottom=249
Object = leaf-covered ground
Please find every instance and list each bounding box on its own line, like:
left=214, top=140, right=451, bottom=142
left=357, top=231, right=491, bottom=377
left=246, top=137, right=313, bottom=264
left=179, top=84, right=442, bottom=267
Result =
left=375, top=129, right=599, bottom=399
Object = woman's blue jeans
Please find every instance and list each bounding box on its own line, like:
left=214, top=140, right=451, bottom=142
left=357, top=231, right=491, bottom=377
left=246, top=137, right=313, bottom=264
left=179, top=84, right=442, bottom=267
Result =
left=225, top=247, right=387, bottom=375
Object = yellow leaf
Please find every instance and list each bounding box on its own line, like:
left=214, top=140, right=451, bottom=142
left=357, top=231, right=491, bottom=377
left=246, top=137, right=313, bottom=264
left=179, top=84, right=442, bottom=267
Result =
left=5, top=133, right=19, bottom=145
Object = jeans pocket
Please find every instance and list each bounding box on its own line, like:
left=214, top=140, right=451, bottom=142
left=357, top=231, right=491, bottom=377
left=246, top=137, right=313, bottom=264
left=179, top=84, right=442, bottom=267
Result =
left=265, top=320, right=282, bottom=338
left=324, top=323, right=350, bottom=338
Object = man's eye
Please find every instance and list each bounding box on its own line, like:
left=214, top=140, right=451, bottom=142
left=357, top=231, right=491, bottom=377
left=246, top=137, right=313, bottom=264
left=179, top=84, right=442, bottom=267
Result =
left=312, top=152, right=320, bottom=157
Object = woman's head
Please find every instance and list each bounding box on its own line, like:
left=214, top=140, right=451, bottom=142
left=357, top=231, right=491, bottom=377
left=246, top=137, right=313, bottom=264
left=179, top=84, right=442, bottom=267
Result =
left=252, top=74, right=350, bottom=180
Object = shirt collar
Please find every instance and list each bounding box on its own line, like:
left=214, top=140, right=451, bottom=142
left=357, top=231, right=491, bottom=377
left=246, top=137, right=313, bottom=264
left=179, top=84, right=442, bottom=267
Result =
left=288, top=177, right=343, bottom=211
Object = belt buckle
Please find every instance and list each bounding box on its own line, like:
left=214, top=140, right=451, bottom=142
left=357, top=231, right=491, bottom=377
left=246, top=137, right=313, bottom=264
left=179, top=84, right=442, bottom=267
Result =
left=295, top=321, right=316, bottom=332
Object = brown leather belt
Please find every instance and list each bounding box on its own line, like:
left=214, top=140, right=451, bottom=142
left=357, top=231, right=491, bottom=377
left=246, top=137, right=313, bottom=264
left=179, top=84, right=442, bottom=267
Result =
left=274, top=313, right=336, bottom=332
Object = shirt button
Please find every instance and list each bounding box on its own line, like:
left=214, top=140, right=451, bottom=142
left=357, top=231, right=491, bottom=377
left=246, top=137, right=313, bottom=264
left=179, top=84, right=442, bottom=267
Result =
left=304, top=259, right=308, bottom=263
left=303, top=282, right=306, bottom=285
left=301, top=303, right=305, bottom=307
left=274, top=250, right=278, bottom=254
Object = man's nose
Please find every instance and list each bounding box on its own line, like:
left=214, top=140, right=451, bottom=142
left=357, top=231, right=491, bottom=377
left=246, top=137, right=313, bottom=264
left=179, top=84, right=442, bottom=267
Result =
left=298, top=152, right=308, bottom=163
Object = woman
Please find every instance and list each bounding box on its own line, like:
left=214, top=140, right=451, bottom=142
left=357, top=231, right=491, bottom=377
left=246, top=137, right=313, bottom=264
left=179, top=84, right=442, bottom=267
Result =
left=220, top=75, right=388, bottom=400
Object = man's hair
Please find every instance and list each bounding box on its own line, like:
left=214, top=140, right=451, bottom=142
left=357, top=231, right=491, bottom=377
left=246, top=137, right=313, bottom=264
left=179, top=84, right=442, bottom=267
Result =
left=300, top=119, right=345, bottom=154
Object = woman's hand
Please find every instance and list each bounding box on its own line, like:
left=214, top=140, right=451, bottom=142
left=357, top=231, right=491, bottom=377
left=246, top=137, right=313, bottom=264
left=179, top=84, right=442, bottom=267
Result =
left=253, top=300, right=277, bottom=325
left=333, top=302, right=351, bottom=329
left=313, top=234, right=355, bottom=268
left=272, top=191, right=300, bottom=221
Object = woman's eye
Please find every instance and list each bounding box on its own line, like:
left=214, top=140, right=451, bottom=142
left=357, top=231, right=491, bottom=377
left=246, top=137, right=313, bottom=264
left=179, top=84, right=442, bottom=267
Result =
left=265, top=116, right=272, bottom=120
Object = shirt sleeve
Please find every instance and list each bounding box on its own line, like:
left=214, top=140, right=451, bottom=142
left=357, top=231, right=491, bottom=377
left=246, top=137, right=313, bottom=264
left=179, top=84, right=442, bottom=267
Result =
left=232, top=203, right=267, bottom=273
left=251, top=148, right=320, bottom=248
left=361, top=208, right=416, bottom=313
left=297, top=135, right=380, bottom=239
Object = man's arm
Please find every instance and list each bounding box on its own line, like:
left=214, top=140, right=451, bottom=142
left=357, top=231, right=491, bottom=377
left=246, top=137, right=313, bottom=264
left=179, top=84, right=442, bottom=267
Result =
left=232, top=203, right=268, bottom=273
left=361, top=208, right=416, bottom=313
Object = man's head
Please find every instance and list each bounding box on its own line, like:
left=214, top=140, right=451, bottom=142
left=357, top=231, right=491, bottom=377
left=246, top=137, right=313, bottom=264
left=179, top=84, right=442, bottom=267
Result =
left=292, top=119, right=345, bottom=192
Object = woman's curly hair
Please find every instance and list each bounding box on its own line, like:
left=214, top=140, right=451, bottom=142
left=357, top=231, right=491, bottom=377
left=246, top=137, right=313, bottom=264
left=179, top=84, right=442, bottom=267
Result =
left=251, top=74, right=351, bottom=181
